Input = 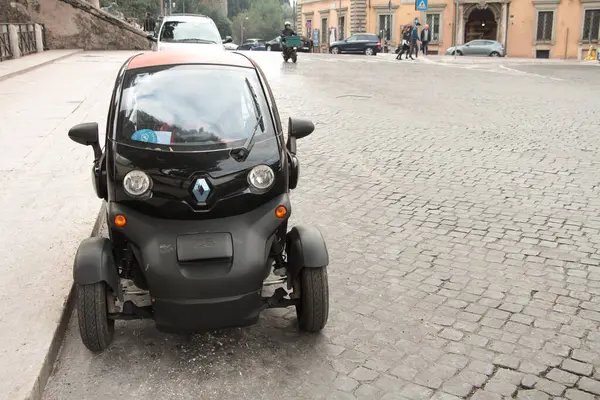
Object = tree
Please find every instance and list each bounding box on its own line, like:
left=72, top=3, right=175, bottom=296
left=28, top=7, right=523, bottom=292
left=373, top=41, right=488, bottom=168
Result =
left=232, top=0, right=283, bottom=42
left=169, top=0, right=233, bottom=37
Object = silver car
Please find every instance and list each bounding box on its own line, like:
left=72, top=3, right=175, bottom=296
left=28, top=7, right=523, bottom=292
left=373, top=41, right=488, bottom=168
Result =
left=445, top=40, right=505, bottom=57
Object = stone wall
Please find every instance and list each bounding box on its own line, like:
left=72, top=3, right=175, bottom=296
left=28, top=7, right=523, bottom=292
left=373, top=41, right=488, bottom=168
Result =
left=2, top=0, right=152, bottom=50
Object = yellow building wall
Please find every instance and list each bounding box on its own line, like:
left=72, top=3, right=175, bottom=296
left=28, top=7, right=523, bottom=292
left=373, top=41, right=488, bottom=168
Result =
left=298, top=0, right=594, bottom=58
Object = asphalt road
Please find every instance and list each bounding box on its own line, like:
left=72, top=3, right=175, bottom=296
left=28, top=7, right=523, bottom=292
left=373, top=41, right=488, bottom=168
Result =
left=43, top=53, right=600, bottom=400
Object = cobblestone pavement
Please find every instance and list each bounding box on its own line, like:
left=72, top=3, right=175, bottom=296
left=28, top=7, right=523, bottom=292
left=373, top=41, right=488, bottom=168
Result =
left=43, top=52, right=600, bottom=400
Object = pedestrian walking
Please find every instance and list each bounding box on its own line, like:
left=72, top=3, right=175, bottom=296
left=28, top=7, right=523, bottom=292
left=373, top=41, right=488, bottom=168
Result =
left=420, top=24, right=431, bottom=55
left=143, top=12, right=156, bottom=34
left=396, top=26, right=412, bottom=60
left=409, top=21, right=420, bottom=60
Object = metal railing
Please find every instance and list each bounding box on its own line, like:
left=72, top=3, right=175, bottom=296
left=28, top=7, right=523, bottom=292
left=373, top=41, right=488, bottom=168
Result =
left=17, top=24, right=37, bottom=56
left=0, top=24, right=11, bottom=61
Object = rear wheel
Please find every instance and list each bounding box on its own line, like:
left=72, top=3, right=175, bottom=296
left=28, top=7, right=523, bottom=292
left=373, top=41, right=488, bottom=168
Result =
left=365, top=47, right=374, bottom=56
left=490, top=51, right=500, bottom=57
left=292, top=52, right=297, bottom=63
left=76, top=282, right=115, bottom=352
left=296, top=267, right=329, bottom=332
left=331, top=46, right=340, bottom=54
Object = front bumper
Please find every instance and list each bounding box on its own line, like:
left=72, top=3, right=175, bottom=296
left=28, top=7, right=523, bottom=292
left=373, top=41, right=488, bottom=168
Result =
left=108, top=193, right=291, bottom=332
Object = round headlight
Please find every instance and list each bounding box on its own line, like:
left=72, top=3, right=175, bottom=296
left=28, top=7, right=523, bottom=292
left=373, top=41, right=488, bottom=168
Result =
left=123, top=170, right=151, bottom=197
left=248, top=165, right=275, bottom=193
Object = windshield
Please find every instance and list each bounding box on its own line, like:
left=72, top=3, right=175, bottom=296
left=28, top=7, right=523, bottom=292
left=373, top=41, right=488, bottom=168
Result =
left=159, top=20, right=221, bottom=44
left=115, top=65, right=275, bottom=152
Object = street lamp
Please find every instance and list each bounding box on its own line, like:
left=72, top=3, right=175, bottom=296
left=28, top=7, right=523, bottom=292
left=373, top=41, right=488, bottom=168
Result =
left=241, top=16, right=248, bottom=43
left=454, top=0, right=459, bottom=60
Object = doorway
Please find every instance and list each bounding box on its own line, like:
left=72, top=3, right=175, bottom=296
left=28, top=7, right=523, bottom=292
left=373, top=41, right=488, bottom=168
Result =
left=464, top=7, right=497, bottom=43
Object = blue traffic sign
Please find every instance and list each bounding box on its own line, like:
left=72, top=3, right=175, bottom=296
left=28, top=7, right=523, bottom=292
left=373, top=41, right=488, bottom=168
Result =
left=415, top=0, right=428, bottom=11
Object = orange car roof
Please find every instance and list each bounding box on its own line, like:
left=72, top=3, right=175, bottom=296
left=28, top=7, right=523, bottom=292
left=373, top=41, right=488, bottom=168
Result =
left=127, top=51, right=255, bottom=70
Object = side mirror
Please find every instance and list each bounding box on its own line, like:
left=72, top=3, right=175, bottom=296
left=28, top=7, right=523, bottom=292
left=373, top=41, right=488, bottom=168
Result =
left=147, top=34, right=157, bottom=42
left=223, top=36, right=233, bottom=44
left=69, top=122, right=102, bottom=160
left=286, top=117, right=314, bottom=154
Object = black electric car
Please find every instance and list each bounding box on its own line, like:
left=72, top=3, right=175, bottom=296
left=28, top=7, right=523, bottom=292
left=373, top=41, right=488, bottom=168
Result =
left=68, top=50, right=330, bottom=352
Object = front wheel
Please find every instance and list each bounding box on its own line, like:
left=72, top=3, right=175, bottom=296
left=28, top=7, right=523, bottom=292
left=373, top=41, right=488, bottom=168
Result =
left=456, top=50, right=463, bottom=56
left=365, top=47, right=374, bottom=56
left=266, top=45, right=272, bottom=51
left=331, top=46, right=340, bottom=54
left=296, top=267, right=329, bottom=332
left=76, top=282, right=115, bottom=352
left=490, top=51, right=500, bottom=57
left=292, top=52, right=297, bottom=63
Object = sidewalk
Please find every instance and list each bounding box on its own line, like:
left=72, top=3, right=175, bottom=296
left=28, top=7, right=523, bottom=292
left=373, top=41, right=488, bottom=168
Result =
left=0, top=50, right=82, bottom=81
left=0, top=50, right=137, bottom=400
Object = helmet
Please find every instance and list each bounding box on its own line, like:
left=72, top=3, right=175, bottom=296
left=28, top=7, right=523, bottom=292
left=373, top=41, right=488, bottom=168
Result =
left=284, top=21, right=291, bottom=26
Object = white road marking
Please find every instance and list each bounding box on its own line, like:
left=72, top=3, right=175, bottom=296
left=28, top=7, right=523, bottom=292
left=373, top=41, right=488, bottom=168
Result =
left=498, top=64, right=565, bottom=81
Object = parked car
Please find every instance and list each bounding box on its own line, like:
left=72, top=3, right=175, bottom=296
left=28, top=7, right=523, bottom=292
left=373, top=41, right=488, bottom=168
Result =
left=445, top=40, right=505, bottom=57
left=266, top=36, right=312, bottom=52
left=237, top=39, right=267, bottom=51
left=329, top=33, right=382, bottom=56
left=148, top=14, right=233, bottom=52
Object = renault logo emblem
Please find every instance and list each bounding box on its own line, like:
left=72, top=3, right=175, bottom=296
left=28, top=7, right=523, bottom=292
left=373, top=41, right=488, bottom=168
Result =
left=192, top=178, right=211, bottom=202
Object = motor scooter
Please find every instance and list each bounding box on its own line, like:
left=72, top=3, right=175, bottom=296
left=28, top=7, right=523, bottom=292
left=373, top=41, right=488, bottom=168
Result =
left=282, top=35, right=301, bottom=63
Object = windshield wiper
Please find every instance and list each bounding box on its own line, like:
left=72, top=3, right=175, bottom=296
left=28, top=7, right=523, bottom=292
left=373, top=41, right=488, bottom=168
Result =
left=230, top=115, right=263, bottom=162
left=230, top=78, right=265, bottom=162
left=176, top=38, right=217, bottom=43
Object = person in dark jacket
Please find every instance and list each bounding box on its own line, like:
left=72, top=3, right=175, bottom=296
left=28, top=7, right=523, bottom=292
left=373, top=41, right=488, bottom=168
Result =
left=409, top=22, right=420, bottom=59
left=396, top=26, right=412, bottom=60
left=143, top=12, right=155, bottom=34
left=281, top=21, right=296, bottom=38
left=420, top=24, right=432, bottom=55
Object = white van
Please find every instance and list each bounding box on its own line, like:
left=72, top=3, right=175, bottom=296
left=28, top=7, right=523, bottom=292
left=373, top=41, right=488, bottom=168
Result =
left=148, top=14, right=233, bottom=52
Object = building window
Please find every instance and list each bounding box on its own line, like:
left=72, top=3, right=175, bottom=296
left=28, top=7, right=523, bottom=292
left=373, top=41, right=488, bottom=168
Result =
left=306, top=19, right=312, bottom=38
left=426, top=13, right=441, bottom=42
left=321, top=17, right=328, bottom=44
left=583, top=9, right=600, bottom=41
left=378, top=14, right=392, bottom=41
left=536, top=11, right=553, bottom=42
left=338, top=16, right=346, bottom=40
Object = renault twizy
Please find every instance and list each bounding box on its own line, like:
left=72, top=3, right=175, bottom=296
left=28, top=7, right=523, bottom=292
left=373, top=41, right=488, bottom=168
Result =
left=68, top=51, right=330, bottom=352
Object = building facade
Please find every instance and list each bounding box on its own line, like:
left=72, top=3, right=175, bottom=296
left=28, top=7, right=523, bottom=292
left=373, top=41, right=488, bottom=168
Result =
left=297, top=0, right=600, bottom=59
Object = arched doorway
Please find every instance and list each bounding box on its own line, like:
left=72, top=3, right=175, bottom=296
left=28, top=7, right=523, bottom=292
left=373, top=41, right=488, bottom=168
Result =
left=464, top=7, right=498, bottom=43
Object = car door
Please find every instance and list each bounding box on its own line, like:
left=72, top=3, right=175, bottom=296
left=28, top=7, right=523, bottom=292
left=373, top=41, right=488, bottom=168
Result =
left=483, top=41, right=498, bottom=55
left=342, top=35, right=359, bottom=52
left=464, top=40, right=484, bottom=56
left=354, top=34, right=371, bottom=53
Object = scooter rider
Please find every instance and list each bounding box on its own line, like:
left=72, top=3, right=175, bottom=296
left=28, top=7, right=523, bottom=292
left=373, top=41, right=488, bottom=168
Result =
left=281, top=21, right=296, bottom=57
left=281, top=21, right=296, bottom=39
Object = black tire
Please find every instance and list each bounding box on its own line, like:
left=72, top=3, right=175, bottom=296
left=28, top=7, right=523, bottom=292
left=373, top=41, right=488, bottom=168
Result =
left=456, top=50, right=463, bottom=56
left=266, top=45, right=272, bottom=51
left=296, top=267, right=329, bottom=332
left=365, top=47, right=374, bottom=56
left=76, top=282, right=114, bottom=352
left=490, top=51, right=500, bottom=57
left=292, top=53, right=297, bottom=63
left=331, top=46, right=340, bottom=54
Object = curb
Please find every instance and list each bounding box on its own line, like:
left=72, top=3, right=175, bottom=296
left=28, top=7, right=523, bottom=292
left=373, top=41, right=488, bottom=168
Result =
left=28, top=202, right=107, bottom=400
left=0, top=49, right=83, bottom=83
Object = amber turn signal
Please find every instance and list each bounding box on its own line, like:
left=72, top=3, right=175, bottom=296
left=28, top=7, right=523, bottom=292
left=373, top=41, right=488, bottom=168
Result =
left=114, top=214, right=127, bottom=228
left=275, top=205, right=287, bottom=219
